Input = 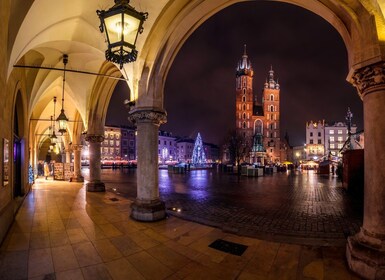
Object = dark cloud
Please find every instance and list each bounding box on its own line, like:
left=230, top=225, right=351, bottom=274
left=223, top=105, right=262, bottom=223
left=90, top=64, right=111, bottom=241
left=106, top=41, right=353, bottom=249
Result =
left=108, top=1, right=363, bottom=147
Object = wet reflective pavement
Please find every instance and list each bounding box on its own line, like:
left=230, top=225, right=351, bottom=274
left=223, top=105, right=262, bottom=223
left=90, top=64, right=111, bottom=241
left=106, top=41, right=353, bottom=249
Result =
left=93, top=168, right=363, bottom=246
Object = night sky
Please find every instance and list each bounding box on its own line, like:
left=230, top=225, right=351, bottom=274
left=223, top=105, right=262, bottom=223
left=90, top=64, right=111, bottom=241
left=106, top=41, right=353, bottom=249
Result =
left=106, top=1, right=363, bottom=147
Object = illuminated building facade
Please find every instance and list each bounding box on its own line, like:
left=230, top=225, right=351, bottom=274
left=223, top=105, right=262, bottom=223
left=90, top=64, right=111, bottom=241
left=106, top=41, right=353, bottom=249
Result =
left=158, top=131, right=177, bottom=163
left=235, top=46, right=281, bottom=163
left=305, top=120, right=325, bottom=160
left=325, top=122, right=357, bottom=157
left=305, top=120, right=358, bottom=160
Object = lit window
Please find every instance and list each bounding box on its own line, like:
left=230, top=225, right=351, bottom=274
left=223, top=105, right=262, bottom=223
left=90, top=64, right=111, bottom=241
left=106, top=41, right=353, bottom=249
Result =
left=338, top=143, right=343, bottom=149
left=330, top=136, right=335, bottom=142
left=338, top=130, right=343, bottom=134
left=330, top=130, right=334, bottom=134
left=338, top=136, right=343, bottom=142
left=330, top=144, right=335, bottom=149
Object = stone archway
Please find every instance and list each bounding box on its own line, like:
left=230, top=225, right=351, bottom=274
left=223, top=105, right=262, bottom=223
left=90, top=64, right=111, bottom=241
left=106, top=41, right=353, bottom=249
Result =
left=132, top=1, right=385, bottom=278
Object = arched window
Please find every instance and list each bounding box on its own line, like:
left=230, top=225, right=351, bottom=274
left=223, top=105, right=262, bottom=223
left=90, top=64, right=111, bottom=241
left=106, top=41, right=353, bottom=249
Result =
left=243, top=113, right=246, bottom=120
left=271, top=114, right=274, bottom=120
left=242, top=96, right=246, bottom=102
left=255, top=120, right=263, bottom=134
left=270, top=94, right=274, bottom=101
left=243, top=104, right=246, bottom=111
left=243, top=122, right=246, bottom=129
left=270, top=123, right=274, bottom=130
left=243, top=88, right=246, bottom=95
left=270, top=105, right=274, bottom=112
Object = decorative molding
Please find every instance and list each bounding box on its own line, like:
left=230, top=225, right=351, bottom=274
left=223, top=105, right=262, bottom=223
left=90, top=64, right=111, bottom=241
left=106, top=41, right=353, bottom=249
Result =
left=128, top=108, right=167, bottom=125
left=352, top=62, right=385, bottom=97
left=85, top=134, right=104, bottom=143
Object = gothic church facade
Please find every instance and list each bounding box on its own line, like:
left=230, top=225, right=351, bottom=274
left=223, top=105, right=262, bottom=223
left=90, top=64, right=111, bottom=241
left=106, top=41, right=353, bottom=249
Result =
left=235, top=46, right=281, bottom=163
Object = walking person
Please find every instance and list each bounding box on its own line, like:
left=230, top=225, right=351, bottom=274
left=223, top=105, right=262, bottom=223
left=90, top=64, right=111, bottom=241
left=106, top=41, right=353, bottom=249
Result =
left=44, top=162, right=50, bottom=180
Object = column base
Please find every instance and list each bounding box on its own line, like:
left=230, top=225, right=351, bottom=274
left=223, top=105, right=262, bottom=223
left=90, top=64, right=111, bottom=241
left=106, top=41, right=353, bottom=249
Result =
left=347, top=228, right=385, bottom=280
left=71, top=175, right=84, bottom=182
left=85, top=181, right=105, bottom=192
left=130, top=199, right=166, bottom=222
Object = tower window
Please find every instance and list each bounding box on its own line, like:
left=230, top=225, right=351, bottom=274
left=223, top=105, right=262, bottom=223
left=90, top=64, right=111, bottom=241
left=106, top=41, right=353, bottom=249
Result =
left=242, top=96, right=246, bottom=102
left=243, top=122, right=246, bottom=129
left=270, top=105, right=274, bottom=112
left=243, top=104, right=246, bottom=111
left=243, top=88, right=246, bottom=95
left=243, top=113, right=246, bottom=120
left=270, top=94, right=274, bottom=101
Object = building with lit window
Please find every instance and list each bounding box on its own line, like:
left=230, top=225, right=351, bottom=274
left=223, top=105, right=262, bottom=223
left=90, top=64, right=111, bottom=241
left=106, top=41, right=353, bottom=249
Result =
left=121, top=126, right=136, bottom=161
left=305, top=120, right=357, bottom=160
left=158, top=131, right=177, bottom=163
left=101, top=126, right=121, bottom=160
left=305, top=120, right=325, bottom=160
left=325, top=122, right=357, bottom=157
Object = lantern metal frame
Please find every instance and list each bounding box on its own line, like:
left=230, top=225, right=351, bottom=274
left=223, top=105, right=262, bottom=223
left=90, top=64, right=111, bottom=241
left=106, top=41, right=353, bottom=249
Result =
left=97, top=0, right=148, bottom=68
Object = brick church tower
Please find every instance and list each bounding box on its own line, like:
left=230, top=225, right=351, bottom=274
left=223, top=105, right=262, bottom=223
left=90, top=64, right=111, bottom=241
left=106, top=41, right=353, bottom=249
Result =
left=235, top=45, right=254, bottom=140
left=235, top=46, right=281, bottom=163
left=262, top=67, right=281, bottom=162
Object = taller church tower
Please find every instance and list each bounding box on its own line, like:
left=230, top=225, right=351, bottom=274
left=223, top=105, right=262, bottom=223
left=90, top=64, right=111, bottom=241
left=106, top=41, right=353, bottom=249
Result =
left=235, top=45, right=254, bottom=140
left=262, top=67, right=281, bottom=162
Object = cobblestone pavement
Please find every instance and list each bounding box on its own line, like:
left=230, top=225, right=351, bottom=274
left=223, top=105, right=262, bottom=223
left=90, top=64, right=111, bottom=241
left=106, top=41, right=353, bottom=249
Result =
left=97, top=168, right=363, bottom=246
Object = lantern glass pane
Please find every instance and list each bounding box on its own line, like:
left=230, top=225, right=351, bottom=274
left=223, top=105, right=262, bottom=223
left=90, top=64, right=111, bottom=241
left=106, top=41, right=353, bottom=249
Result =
left=58, top=119, right=67, bottom=131
left=105, top=13, right=124, bottom=45
left=123, top=13, right=141, bottom=45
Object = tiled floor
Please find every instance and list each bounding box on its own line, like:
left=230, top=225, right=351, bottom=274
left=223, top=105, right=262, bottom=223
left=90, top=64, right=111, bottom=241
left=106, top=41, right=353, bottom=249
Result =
left=0, top=179, right=362, bottom=279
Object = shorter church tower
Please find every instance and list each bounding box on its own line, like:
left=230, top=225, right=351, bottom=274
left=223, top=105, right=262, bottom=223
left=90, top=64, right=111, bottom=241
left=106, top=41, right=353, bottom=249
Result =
left=262, top=67, right=281, bottom=162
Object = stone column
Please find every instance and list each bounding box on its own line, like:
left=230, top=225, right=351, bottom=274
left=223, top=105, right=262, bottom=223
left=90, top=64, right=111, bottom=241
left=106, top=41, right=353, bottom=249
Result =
left=128, top=107, right=167, bottom=221
left=85, top=135, right=105, bottom=192
left=71, top=145, right=84, bottom=182
left=347, top=62, right=385, bottom=279
left=65, top=149, right=71, bottom=163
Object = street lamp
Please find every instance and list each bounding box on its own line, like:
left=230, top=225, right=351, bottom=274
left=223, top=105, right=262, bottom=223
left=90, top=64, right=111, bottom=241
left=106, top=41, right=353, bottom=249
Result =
left=97, top=0, right=148, bottom=68
left=57, top=54, right=69, bottom=134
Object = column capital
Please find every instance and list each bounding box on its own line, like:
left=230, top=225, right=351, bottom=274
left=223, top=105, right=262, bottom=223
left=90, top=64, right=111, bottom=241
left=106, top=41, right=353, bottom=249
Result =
left=85, top=134, right=104, bottom=143
left=128, top=107, right=167, bottom=126
left=72, top=144, right=83, bottom=151
left=352, top=61, right=385, bottom=98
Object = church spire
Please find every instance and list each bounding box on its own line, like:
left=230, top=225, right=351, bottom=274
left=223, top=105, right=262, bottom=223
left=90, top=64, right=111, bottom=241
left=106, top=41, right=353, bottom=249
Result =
left=236, top=44, right=253, bottom=77
left=265, top=65, right=279, bottom=89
